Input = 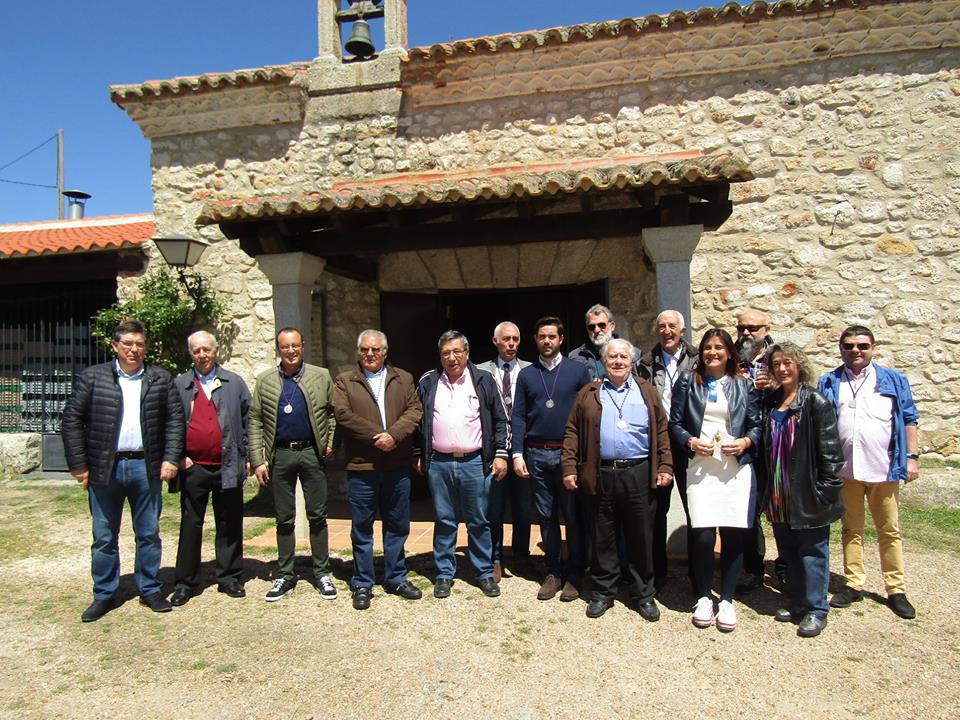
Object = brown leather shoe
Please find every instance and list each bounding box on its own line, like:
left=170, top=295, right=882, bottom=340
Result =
left=559, top=580, right=580, bottom=602
left=492, top=562, right=502, bottom=584
left=537, top=574, right=562, bottom=600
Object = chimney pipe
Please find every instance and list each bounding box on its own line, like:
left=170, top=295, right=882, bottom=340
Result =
left=62, top=189, right=91, bottom=219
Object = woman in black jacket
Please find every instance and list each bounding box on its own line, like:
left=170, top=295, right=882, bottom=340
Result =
left=669, top=329, right=761, bottom=632
left=760, top=341, right=844, bottom=638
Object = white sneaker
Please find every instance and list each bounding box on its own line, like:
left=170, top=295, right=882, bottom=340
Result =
left=692, top=596, right=715, bottom=628
left=317, top=575, right=338, bottom=600
left=716, top=599, right=737, bottom=632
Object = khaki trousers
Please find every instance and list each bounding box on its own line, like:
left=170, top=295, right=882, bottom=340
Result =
left=840, top=478, right=906, bottom=595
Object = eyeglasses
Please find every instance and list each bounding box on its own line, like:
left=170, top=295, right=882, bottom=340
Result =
left=278, top=343, right=303, bottom=351
left=587, top=322, right=608, bottom=331
left=736, top=324, right=766, bottom=333
left=841, top=342, right=872, bottom=351
left=359, top=347, right=384, bottom=355
left=117, top=340, right=146, bottom=349
left=440, top=349, right=466, bottom=359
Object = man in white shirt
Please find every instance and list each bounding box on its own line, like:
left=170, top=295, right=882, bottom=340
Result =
left=818, top=325, right=921, bottom=620
left=478, top=321, right=532, bottom=582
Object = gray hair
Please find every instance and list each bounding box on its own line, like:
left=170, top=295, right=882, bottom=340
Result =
left=187, top=330, right=218, bottom=352
left=356, top=329, right=388, bottom=351
left=585, top=304, right=614, bottom=324
left=764, top=341, right=816, bottom=386
left=601, top=338, right=635, bottom=360
left=438, top=330, right=469, bottom=352
left=655, top=309, right=686, bottom=330
left=493, top=321, right=519, bottom=338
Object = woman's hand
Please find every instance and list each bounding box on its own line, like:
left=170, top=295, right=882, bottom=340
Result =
left=721, top=438, right=751, bottom=456
left=688, top=437, right=713, bottom=456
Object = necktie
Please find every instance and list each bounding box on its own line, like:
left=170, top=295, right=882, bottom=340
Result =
left=502, top=363, right=512, bottom=417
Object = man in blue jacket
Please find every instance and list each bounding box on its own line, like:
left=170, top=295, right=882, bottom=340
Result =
left=62, top=319, right=184, bottom=622
left=818, top=325, right=920, bottom=620
left=416, top=330, right=508, bottom=599
left=513, top=316, right=592, bottom=601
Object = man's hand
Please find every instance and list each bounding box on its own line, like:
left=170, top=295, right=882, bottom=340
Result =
left=563, top=474, right=578, bottom=491
left=754, top=368, right=772, bottom=391
left=656, top=472, right=673, bottom=488
left=414, top=457, right=424, bottom=476
left=326, top=446, right=334, bottom=459
left=513, top=456, right=530, bottom=479
left=906, top=458, right=920, bottom=483
left=373, top=432, right=397, bottom=452
left=492, top=457, right=508, bottom=481
left=254, top=463, right=270, bottom=487
left=71, top=467, right=90, bottom=490
left=160, top=462, right=178, bottom=483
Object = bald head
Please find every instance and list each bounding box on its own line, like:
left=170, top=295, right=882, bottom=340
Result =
left=492, top=321, right=521, bottom=363
left=737, top=308, right=769, bottom=344
left=187, top=330, right=218, bottom=375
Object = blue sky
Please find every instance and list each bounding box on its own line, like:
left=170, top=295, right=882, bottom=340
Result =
left=0, top=1, right=703, bottom=224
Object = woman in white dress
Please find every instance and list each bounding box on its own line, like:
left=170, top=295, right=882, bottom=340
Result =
left=669, top=329, right=761, bottom=632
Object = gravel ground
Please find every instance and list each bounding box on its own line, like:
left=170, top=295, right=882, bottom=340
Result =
left=1, top=474, right=958, bottom=720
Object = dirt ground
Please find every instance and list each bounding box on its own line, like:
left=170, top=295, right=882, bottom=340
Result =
left=0, top=474, right=958, bottom=720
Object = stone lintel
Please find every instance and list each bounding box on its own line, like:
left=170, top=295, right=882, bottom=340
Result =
left=302, top=53, right=403, bottom=97
left=641, top=224, right=703, bottom=344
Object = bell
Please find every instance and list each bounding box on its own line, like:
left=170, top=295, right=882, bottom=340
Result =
left=345, top=18, right=375, bottom=58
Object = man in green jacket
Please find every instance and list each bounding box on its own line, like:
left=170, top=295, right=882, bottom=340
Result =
left=249, top=327, right=338, bottom=602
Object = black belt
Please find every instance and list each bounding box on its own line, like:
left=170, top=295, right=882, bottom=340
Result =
left=526, top=440, right=563, bottom=449
left=115, top=451, right=145, bottom=460
left=600, top=457, right=647, bottom=469
left=432, top=450, right=481, bottom=461
left=276, top=440, right=313, bottom=451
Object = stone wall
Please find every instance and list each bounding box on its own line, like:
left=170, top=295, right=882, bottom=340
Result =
left=115, top=3, right=960, bottom=457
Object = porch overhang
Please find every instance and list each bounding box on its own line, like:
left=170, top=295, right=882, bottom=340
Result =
left=201, top=151, right=751, bottom=281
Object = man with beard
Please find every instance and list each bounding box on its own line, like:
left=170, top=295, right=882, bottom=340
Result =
left=638, top=310, right=697, bottom=591
left=570, top=304, right=640, bottom=381
left=734, top=308, right=781, bottom=592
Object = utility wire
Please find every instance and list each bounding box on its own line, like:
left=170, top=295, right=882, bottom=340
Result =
left=0, top=134, right=58, bottom=173
left=0, top=177, right=58, bottom=189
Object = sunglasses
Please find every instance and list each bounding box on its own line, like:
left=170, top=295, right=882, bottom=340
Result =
left=736, top=324, right=766, bottom=333
left=587, top=322, right=608, bottom=331
left=841, top=342, right=872, bottom=351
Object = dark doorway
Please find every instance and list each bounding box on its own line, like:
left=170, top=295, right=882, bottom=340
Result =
left=381, top=279, right=608, bottom=379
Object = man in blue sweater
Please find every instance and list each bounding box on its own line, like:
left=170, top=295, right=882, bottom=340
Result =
left=513, top=316, right=592, bottom=601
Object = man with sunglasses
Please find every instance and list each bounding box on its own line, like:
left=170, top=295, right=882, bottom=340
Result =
left=570, top=304, right=640, bottom=381
left=818, top=326, right=920, bottom=620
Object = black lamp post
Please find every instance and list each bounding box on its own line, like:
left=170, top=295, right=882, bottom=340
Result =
left=152, top=234, right=210, bottom=302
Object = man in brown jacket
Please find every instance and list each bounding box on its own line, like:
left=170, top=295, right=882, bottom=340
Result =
left=332, top=329, right=424, bottom=610
left=562, top=338, right=673, bottom=621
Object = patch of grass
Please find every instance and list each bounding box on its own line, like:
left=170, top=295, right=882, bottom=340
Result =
left=831, top=505, right=960, bottom=555
left=216, top=663, right=237, bottom=673
left=918, top=457, right=960, bottom=469
left=243, top=518, right=275, bottom=540
left=191, top=661, right=210, bottom=670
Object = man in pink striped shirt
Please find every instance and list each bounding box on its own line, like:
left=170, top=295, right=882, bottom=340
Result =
left=416, top=331, right=508, bottom=599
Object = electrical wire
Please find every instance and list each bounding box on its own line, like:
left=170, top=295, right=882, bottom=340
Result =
left=0, top=133, right=58, bottom=173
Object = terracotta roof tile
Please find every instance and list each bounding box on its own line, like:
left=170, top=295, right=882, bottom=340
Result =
left=198, top=151, right=751, bottom=224
left=0, top=214, right=153, bottom=259
left=110, top=63, right=311, bottom=105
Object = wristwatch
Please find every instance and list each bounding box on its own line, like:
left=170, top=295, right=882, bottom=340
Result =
left=906, top=452, right=919, bottom=460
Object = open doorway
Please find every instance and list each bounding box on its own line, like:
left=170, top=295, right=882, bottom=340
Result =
left=381, top=279, right=607, bottom=379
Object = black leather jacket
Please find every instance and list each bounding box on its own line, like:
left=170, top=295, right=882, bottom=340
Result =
left=758, top=385, right=845, bottom=529
left=668, top=371, right=762, bottom=480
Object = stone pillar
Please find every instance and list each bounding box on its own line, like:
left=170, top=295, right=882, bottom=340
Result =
left=256, top=252, right=327, bottom=541
left=383, top=0, right=408, bottom=54
left=317, top=0, right=343, bottom=60
left=641, top=224, right=703, bottom=555
left=641, top=224, right=703, bottom=345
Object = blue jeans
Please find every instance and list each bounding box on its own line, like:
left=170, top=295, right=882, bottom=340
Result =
left=773, top=523, right=831, bottom=620
left=88, top=458, right=163, bottom=599
left=427, top=453, right=493, bottom=581
left=347, top=468, right=412, bottom=589
left=487, top=467, right=533, bottom=563
left=527, top=446, right=585, bottom=580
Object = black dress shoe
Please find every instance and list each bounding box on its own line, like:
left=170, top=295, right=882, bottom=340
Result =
left=479, top=578, right=501, bottom=597
left=888, top=593, right=916, bottom=619
left=217, top=582, right=246, bottom=598
left=586, top=597, right=614, bottom=618
left=139, top=593, right=173, bottom=613
left=385, top=580, right=423, bottom=600
left=637, top=599, right=661, bottom=622
left=829, top=586, right=863, bottom=608
left=81, top=597, right=115, bottom=623
left=797, top=612, right=828, bottom=638
left=434, top=578, right=453, bottom=599
left=352, top=587, right=371, bottom=610
left=171, top=586, right=192, bottom=606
